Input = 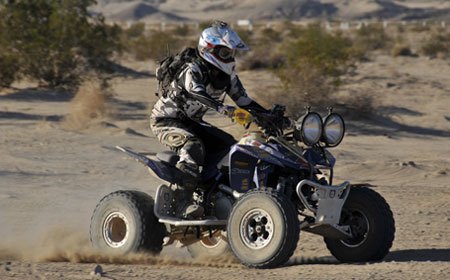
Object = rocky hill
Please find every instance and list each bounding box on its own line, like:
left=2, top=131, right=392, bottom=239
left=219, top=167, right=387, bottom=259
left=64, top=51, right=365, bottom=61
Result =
left=91, top=0, right=450, bottom=22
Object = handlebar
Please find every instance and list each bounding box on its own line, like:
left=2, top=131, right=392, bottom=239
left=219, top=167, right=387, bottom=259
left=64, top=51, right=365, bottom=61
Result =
left=223, top=104, right=292, bottom=137
left=251, top=111, right=291, bottom=137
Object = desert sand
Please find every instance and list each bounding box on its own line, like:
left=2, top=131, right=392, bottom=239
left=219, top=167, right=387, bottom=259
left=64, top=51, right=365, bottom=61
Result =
left=0, top=52, right=449, bottom=279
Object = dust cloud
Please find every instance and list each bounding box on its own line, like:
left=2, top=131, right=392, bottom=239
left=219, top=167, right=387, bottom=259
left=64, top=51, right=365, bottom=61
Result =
left=0, top=228, right=240, bottom=268
left=61, top=81, right=111, bottom=131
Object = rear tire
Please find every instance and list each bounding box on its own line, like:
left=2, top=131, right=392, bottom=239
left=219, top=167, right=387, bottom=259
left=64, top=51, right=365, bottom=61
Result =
left=227, top=188, right=299, bottom=268
left=90, top=190, right=166, bottom=254
left=187, top=232, right=230, bottom=258
left=324, top=186, right=395, bottom=262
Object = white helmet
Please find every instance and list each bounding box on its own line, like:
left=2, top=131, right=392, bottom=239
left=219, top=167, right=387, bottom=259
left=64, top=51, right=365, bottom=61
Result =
left=198, top=21, right=249, bottom=75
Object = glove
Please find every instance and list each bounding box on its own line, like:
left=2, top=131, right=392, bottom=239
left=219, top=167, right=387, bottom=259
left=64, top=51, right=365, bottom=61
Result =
left=218, top=105, right=236, bottom=118
left=282, top=117, right=293, bottom=129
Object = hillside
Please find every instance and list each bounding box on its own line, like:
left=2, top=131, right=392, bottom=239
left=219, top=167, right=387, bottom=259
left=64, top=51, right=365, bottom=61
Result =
left=91, top=0, right=450, bottom=22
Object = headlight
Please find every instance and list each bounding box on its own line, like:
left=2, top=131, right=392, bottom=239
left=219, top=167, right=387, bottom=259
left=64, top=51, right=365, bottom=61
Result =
left=294, top=112, right=323, bottom=146
left=322, top=113, right=345, bottom=147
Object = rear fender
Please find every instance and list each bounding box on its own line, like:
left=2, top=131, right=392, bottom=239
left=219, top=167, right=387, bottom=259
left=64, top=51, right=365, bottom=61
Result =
left=116, top=146, right=181, bottom=184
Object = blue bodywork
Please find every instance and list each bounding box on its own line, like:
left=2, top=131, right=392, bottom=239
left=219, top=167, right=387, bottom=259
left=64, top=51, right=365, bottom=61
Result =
left=120, top=139, right=335, bottom=193
left=228, top=142, right=311, bottom=192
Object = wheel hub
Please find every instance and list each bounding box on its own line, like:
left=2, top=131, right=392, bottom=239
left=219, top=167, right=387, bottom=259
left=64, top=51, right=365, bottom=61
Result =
left=340, top=209, right=370, bottom=248
left=103, top=212, right=129, bottom=248
left=240, top=209, right=274, bottom=249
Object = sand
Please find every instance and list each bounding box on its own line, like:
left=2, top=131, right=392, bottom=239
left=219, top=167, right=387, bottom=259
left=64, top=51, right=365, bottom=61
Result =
left=0, top=53, right=449, bottom=279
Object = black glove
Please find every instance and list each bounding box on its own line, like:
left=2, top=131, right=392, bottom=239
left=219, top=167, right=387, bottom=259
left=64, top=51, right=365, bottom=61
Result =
left=240, top=101, right=270, bottom=115
left=282, top=116, right=293, bottom=129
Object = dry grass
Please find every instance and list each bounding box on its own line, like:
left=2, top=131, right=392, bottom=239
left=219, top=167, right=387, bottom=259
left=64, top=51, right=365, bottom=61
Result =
left=420, top=32, right=450, bottom=58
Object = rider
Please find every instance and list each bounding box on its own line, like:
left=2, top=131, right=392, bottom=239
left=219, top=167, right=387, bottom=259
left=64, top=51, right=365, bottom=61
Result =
left=150, top=20, right=268, bottom=218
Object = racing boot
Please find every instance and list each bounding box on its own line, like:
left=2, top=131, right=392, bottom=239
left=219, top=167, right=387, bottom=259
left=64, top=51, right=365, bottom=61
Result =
left=182, top=201, right=204, bottom=219
left=176, top=160, right=200, bottom=190
left=175, top=161, right=204, bottom=219
left=174, top=189, right=204, bottom=219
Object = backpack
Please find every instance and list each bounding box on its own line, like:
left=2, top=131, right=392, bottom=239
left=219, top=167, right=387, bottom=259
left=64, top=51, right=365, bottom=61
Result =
left=155, top=47, right=200, bottom=97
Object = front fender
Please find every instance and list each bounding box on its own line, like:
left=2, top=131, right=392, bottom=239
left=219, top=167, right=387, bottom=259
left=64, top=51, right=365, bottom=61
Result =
left=296, top=179, right=353, bottom=239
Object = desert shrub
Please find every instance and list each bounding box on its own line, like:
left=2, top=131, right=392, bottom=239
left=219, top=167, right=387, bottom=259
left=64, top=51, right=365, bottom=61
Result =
left=78, top=21, right=122, bottom=73
left=198, top=21, right=211, bottom=30
left=239, top=28, right=284, bottom=70
left=0, top=52, right=20, bottom=88
left=239, top=49, right=284, bottom=71
left=128, top=35, right=153, bottom=60
left=273, top=25, right=354, bottom=114
left=235, top=27, right=254, bottom=46
left=391, top=43, right=414, bottom=57
left=125, top=22, right=145, bottom=38
left=173, top=24, right=190, bottom=36
left=410, top=23, right=431, bottom=33
left=282, top=21, right=304, bottom=38
left=284, top=26, right=352, bottom=77
left=275, top=66, right=335, bottom=116
left=128, top=31, right=182, bottom=61
left=0, top=0, right=121, bottom=89
left=396, top=24, right=405, bottom=34
left=350, top=24, right=391, bottom=59
left=338, top=91, right=376, bottom=120
left=261, top=27, right=282, bottom=42
left=0, top=24, right=20, bottom=88
left=420, top=33, right=450, bottom=58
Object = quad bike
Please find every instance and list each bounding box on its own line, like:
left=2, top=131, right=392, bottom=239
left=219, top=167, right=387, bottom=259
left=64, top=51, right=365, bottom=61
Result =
left=89, top=105, right=395, bottom=268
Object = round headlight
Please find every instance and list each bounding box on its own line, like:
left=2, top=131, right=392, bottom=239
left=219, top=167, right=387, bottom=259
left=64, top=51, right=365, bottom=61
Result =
left=295, top=112, right=323, bottom=146
left=322, top=113, right=345, bottom=147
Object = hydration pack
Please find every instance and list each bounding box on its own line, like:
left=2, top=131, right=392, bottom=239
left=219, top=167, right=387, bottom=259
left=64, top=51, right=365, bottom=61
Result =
left=155, top=47, right=200, bottom=97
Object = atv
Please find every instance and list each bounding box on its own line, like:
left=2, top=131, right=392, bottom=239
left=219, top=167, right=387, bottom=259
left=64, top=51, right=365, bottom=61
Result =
left=89, top=105, right=395, bottom=268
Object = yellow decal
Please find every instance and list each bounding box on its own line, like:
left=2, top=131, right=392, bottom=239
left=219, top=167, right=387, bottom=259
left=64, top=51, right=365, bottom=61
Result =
left=234, top=160, right=249, bottom=167
left=241, top=178, right=249, bottom=191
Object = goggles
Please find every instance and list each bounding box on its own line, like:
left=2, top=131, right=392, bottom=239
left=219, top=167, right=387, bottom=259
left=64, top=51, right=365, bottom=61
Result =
left=213, top=47, right=235, bottom=62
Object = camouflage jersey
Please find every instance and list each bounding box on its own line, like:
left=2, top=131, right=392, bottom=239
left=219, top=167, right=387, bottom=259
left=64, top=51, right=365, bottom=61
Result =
left=151, top=60, right=257, bottom=122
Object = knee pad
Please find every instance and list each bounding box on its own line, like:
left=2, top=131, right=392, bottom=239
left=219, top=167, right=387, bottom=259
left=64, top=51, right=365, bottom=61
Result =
left=161, top=131, right=189, bottom=148
left=154, top=127, right=194, bottom=149
left=182, top=138, right=205, bottom=165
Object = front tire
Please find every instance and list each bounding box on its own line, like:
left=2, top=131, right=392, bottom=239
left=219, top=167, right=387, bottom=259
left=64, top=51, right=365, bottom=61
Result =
left=90, top=190, right=166, bottom=254
left=324, top=186, right=395, bottom=262
left=227, top=188, right=300, bottom=268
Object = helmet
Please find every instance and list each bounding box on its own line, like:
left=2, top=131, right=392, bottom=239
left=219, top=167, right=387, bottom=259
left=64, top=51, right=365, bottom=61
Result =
left=198, top=20, right=249, bottom=75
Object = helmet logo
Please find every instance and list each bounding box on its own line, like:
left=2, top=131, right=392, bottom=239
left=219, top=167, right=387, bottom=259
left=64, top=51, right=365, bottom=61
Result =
left=206, top=35, right=220, bottom=45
